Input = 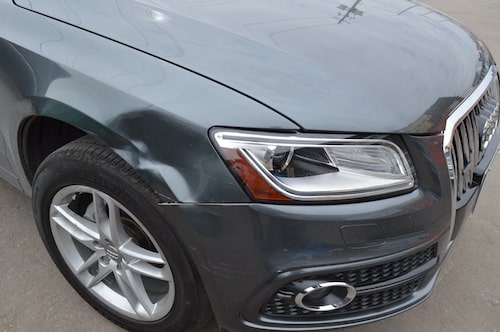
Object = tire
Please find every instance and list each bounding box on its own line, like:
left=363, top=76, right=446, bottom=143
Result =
left=32, top=136, right=211, bottom=332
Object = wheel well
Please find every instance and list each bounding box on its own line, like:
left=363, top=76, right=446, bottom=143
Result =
left=20, top=116, right=86, bottom=184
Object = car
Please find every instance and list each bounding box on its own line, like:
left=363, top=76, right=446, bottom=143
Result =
left=0, top=0, right=499, bottom=331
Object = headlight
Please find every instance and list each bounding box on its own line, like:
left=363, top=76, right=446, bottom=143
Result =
left=212, top=130, right=415, bottom=201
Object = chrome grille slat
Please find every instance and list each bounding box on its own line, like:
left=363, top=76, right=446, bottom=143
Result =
left=460, top=120, right=471, bottom=163
left=452, top=113, right=479, bottom=200
left=453, top=129, right=466, bottom=197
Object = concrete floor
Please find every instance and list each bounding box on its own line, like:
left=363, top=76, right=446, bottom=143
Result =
left=1, top=1, right=500, bottom=331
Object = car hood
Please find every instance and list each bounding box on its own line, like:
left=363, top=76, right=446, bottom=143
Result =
left=15, top=0, right=493, bottom=133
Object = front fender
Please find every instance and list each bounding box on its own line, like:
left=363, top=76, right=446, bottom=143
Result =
left=0, top=2, right=299, bottom=203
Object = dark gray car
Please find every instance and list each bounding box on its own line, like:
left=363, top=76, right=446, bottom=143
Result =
left=0, top=0, right=499, bottom=331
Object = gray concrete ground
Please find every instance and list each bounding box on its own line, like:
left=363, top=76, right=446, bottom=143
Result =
left=1, top=1, right=500, bottom=331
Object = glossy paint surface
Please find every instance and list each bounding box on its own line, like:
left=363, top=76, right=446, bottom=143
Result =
left=15, top=0, right=493, bottom=133
left=1, top=0, right=499, bottom=331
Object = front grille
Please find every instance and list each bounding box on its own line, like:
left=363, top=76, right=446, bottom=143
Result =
left=261, top=244, right=437, bottom=319
left=262, top=277, right=423, bottom=318
left=450, top=74, right=500, bottom=200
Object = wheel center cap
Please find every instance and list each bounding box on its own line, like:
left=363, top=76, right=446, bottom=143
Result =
left=104, top=245, right=120, bottom=261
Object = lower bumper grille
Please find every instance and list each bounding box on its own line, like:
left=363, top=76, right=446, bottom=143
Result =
left=262, top=277, right=423, bottom=318
left=261, top=244, right=437, bottom=319
left=336, top=277, right=422, bottom=315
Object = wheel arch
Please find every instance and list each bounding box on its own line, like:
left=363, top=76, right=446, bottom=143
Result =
left=19, top=115, right=85, bottom=184
left=16, top=98, right=179, bottom=203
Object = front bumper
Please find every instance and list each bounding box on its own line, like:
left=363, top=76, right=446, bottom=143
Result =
left=154, top=126, right=498, bottom=332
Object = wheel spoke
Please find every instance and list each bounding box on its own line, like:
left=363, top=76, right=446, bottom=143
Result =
left=91, top=191, right=129, bottom=246
left=86, top=262, right=113, bottom=288
left=76, top=251, right=104, bottom=274
left=106, top=197, right=130, bottom=246
left=120, top=238, right=165, bottom=265
left=52, top=204, right=99, bottom=248
left=92, top=191, right=109, bottom=240
left=123, top=260, right=172, bottom=281
left=115, top=268, right=155, bottom=320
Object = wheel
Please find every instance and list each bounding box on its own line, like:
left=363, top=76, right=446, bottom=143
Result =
left=32, top=136, right=211, bottom=332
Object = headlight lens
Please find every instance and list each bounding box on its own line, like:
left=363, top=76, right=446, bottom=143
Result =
left=212, top=130, right=415, bottom=201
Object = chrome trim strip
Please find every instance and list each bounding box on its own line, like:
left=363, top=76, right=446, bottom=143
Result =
left=443, top=66, right=497, bottom=150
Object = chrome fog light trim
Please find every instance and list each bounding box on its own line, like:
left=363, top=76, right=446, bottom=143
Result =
left=294, top=282, right=356, bottom=312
